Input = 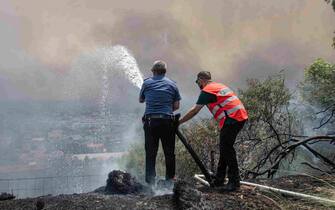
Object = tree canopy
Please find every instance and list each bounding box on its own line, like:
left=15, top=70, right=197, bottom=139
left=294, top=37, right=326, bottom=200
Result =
left=301, top=58, right=335, bottom=108
left=239, top=75, right=291, bottom=123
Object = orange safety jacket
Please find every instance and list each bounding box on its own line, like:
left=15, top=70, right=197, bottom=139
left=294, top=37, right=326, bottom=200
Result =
left=202, top=82, right=248, bottom=129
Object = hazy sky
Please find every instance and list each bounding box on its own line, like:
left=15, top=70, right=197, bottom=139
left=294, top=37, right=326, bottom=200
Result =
left=0, top=0, right=334, bottom=101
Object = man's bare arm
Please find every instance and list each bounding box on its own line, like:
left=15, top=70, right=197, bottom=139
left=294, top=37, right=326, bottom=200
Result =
left=179, top=104, right=204, bottom=124
left=173, top=101, right=180, bottom=111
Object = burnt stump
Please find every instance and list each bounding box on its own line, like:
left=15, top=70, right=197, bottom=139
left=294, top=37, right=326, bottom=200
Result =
left=0, top=192, right=15, bottom=201
left=104, top=170, right=144, bottom=194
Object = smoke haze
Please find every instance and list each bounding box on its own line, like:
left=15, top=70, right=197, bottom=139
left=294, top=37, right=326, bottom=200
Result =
left=0, top=0, right=334, bottom=100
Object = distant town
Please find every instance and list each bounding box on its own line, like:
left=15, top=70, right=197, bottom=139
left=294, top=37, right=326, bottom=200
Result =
left=0, top=101, right=142, bottom=178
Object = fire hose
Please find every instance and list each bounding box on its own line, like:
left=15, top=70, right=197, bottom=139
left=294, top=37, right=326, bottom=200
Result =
left=174, top=114, right=214, bottom=186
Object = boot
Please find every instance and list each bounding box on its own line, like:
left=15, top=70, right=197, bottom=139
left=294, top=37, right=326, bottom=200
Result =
left=222, top=178, right=240, bottom=192
left=236, top=180, right=240, bottom=188
left=222, top=181, right=239, bottom=192
left=226, top=169, right=240, bottom=189
left=212, top=173, right=226, bottom=187
left=212, top=178, right=225, bottom=187
left=223, top=182, right=237, bottom=192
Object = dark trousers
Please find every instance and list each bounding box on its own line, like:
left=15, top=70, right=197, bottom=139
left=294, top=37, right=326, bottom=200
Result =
left=143, top=118, right=176, bottom=184
left=216, top=120, right=246, bottom=183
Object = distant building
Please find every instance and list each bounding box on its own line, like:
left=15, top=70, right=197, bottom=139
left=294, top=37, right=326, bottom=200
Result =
left=32, top=137, right=45, bottom=142
left=86, top=143, right=106, bottom=152
left=48, top=129, right=63, bottom=140
left=72, top=152, right=127, bottom=161
left=70, top=135, right=82, bottom=141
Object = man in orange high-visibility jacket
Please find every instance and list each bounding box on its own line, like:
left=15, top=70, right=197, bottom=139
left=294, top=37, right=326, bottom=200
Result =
left=179, top=71, right=248, bottom=191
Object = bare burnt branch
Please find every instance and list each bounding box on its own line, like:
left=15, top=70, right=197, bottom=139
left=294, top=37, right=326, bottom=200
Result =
left=246, top=136, right=335, bottom=178
left=247, top=140, right=291, bottom=176
left=266, top=120, right=283, bottom=148
left=315, top=103, right=335, bottom=115
left=307, top=138, right=335, bottom=145
left=301, top=162, right=334, bottom=174
left=300, top=143, right=335, bottom=168
left=313, top=102, right=335, bottom=129
left=289, top=149, right=296, bottom=164
left=249, top=139, right=292, bottom=173
left=289, top=136, right=335, bottom=147
left=314, top=108, right=335, bottom=129
left=247, top=133, right=308, bottom=142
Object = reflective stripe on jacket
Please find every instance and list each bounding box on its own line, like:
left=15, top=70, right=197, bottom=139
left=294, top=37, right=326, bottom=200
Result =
left=202, top=82, right=248, bottom=128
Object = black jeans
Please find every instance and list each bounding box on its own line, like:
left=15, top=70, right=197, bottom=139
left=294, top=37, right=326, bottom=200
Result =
left=143, top=118, right=176, bottom=184
left=216, top=120, right=246, bottom=183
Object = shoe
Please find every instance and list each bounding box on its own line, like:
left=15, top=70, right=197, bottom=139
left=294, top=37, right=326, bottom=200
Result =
left=222, top=181, right=240, bottom=192
left=212, top=178, right=225, bottom=187
left=236, top=180, right=240, bottom=188
left=157, top=178, right=175, bottom=190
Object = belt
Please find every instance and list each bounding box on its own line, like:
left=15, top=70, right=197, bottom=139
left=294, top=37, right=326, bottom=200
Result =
left=144, top=114, right=174, bottom=120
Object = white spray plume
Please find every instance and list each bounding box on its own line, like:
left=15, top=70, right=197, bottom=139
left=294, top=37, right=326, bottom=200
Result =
left=103, top=45, right=144, bottom=89
left=66, top=44, right=144, bottom=100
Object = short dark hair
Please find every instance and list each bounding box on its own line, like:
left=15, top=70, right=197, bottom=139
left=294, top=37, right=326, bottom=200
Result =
left=197, top=71, right=211, bottom=80
left=151, top=60, right=167, bottom=75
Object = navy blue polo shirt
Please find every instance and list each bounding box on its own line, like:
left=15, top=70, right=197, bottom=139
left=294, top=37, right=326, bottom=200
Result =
left=139, top=75, right=181, bottom=115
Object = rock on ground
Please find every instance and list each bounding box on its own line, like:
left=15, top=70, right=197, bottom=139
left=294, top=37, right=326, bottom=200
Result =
left=0, top=193, right=15, bottom=201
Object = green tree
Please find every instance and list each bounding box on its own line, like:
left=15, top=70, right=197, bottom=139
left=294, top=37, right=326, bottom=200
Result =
left=301, top=58, right=335, bottom=129
left=302, top=58, right=335, bottom=108
left=237, top=74, right=298, bottom=176
left=239, top=75, right=291, bottom=123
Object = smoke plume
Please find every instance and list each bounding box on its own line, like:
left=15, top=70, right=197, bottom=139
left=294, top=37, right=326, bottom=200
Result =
left=0, top=0, right=334, bottom=101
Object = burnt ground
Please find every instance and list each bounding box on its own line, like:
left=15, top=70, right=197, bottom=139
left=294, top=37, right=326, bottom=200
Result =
left=251, top=175, right=335, bottom=210
left=0, top=174, right=334, bottom=210
left=0, top=188, right=277, bottom=210
left=0, top=193, right=175, bottom=210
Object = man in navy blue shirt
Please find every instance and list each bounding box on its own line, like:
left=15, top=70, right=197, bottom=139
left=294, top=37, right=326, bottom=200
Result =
left=139, top=60, right=181, bottom=185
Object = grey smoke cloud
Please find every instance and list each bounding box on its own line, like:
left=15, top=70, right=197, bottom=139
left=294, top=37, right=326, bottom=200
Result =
left=0, top=0, right=334, bottom=100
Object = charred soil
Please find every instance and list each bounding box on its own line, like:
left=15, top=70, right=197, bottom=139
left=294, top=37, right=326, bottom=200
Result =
left=0, top=173, right=334, bottom=210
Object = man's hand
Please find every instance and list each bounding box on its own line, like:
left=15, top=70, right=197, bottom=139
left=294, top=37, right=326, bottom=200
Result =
left=173, top=113, right=181, bottom=131
left=179, top=104, right=204, bottom=125
left=173, top=101, right=180, bottom=111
